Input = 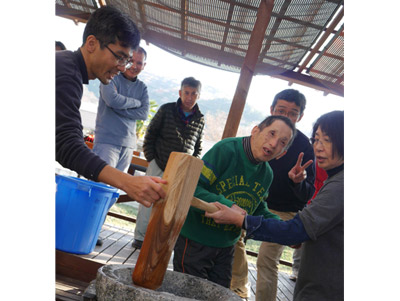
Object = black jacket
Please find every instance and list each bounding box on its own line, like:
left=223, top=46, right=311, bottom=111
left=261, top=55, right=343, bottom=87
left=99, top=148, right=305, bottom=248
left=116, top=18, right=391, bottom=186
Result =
left=266, top=130, right=315, bottom=212
left=143, top=99, right=205, bottom=171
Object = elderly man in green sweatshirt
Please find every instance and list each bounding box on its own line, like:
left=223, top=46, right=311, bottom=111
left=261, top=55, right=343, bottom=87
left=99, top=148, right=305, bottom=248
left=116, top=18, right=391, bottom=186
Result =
left=173, top=115, right=301, bottom=289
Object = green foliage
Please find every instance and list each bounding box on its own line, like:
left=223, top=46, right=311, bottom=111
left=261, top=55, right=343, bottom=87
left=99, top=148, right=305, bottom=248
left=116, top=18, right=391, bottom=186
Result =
left=105, top=203, right=138, bottom=231
left=245, top=238, right=294, bottom=273
left=136, top=100, right=158, bottom=139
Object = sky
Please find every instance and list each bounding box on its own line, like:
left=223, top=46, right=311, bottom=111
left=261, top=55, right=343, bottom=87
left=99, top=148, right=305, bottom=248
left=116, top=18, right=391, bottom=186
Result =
left=54, top=16, right=344, bottom=137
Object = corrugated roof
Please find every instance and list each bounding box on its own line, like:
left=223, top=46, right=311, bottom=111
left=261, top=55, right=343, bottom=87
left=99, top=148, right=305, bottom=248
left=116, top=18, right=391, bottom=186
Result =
left=56, top=0, right=344, bottom=96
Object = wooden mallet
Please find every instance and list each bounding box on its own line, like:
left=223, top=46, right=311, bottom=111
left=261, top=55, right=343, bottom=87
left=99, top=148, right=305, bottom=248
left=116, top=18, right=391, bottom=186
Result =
left=131, top=152, right=218, bottom=289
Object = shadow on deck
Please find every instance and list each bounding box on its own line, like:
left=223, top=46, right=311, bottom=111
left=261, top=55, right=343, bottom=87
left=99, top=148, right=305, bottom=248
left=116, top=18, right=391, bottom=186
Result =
left=56, top=224, right=295, bottom=301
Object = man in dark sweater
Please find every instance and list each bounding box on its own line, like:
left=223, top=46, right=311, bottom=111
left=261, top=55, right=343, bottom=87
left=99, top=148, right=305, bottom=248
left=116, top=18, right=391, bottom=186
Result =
left=56, top=6, right=166, bottom=207
left=132, top=77, right=205, bottom=248
left=256, top=89, right=315, bottom=301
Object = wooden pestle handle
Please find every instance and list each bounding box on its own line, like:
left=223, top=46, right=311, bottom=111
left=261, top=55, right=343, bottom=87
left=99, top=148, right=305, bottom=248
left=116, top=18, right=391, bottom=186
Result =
left=191, top=197, right=219, bottom=213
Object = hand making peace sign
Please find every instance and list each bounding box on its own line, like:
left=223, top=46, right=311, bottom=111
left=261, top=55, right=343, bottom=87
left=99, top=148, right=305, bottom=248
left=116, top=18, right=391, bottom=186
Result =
left=288, top=152, right=313, bottom=184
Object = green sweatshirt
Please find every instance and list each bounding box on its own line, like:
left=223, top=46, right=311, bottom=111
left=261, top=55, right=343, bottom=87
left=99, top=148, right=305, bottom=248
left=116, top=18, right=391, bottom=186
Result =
left=180, top=137, right=280, bottom=248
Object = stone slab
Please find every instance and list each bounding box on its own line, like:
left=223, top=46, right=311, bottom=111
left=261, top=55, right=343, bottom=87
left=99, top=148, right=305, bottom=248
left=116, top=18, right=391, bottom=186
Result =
left=94, top=264, right=241, bottom=301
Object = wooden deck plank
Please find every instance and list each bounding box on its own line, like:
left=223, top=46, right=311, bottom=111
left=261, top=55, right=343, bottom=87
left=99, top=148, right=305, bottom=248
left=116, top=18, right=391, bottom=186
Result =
left=56, top=223, right=294, bottom=300
left=95, top=232, right=134, bottom=264
left=248, top=257, right=295, bottom=301
left=248, top=262, right=257, bottom=300
left=56, top=289, right=82, bottom=301
left=106, top=236, right=137, bottom=265
left=81, top=226, right=129, bottom=260
left=56, top=274, right=88, bottom=301
left=124, top=246, right=141, bottom=265
left=277, top=273, right=295, bottom=300
left=98, top=224, right=117, bottom=239
left=55, top=286, right=83, bottom=299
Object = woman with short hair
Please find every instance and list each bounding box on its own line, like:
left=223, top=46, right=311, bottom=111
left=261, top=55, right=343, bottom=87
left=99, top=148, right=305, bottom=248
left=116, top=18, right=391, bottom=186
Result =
left=206, top=110, right=344, bottom=300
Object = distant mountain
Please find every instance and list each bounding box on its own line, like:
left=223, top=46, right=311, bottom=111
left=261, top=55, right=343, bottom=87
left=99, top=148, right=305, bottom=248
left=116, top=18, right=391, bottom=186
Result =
left=139, top=72, right=265, bottom=135
left=81, top=72, right=265, bottom=140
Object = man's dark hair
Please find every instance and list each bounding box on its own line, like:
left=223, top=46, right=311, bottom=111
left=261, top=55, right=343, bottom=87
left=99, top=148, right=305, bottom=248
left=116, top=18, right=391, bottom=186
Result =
left=56, top=41, right=66, bottom=50
left=312, top=110, right=344, bottom=160
left=271, top=89, right=307, bottom=115
left=181, top=77, right=202, bottom=93
left=82, top=5, right=140, bottom=50
left=258, top=115, right=297, bottom=150
left=137, top=46, right=147, bottom=61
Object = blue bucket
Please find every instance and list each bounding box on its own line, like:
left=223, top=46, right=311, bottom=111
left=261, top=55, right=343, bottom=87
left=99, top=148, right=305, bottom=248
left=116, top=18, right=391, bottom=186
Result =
left=55, top=175, right=119, bottom=254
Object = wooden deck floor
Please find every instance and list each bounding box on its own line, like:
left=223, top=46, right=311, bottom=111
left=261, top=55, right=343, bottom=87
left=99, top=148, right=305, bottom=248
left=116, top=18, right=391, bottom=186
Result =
left=56, top=223, right=295, bottom=300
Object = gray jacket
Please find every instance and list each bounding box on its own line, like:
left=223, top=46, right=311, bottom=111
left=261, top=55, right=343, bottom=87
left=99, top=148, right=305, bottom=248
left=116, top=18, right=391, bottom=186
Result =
left=295, top=169, right=344, bottom=301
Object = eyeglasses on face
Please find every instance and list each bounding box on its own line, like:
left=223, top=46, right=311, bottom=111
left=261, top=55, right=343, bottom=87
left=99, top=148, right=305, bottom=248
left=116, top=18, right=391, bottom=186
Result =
left=273, top=108, right=300, bottom=119
left=310, top=137, right=331, bottom=148
left=104, top=44, right=133, bottom=69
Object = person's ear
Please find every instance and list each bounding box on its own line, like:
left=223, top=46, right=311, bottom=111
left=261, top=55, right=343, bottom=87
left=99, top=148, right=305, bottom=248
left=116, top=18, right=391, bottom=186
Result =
left=251, top=125, right=260, bottom=136
left=297, top=113, right=304, bottom=123
left=179, top=89, right=182, bottom=98
left=85, top=35, right=98, bottom=53
left=270, top=105, right=274, bottom=115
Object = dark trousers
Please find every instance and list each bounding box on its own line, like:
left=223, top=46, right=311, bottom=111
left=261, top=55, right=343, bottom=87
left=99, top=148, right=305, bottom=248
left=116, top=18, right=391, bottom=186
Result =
left=173, top=234, right=235, bottom=288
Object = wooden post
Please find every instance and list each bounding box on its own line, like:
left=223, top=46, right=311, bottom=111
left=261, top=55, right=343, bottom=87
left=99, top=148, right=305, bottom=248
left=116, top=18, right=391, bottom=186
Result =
left=222, top=0, right=274, bottom=139
left=132, top=152, right=204, bottom=290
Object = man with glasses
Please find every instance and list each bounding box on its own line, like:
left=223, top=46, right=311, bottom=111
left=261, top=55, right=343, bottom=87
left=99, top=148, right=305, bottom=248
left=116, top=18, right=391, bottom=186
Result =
left=230, top=89, right=315, bottom=300
left=93, top=46, right=148, bottom=175
left=56, top=6, right=166, bottom=208
left=92, top=46, right=148, bottom=246
left=257, top=89, right=315, bottom=300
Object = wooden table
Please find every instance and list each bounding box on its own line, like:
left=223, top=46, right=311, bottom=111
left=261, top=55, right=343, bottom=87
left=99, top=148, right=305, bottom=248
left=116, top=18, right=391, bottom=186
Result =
left=85, top=141, right=149, bottom=170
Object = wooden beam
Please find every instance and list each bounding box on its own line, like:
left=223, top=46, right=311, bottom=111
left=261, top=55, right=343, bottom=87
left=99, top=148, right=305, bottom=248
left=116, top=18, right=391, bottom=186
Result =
left=259, top=0, right=292, bottom=59
left=306, top=24, right=344, bottom=73
left=116, top=194, right=135, bottom=203
left=56, top=250, right=103, bottom=283
left=142, top=0, right=326, bottom=57
left=297, top=7, right=344, bottom=73
left=85, top=141, right=148, bottom=167
left=61, top=0, right=97, bottom=10
left=136, top=0, right=148, bottom=29
left=218, top=1, right=235, bottom=66
left=145, top=30, right=343, bottom=96
left=222, top=0, right=274, bottom=139
left=272, top=69, right=343, bottom=97
left=107, top=211, right=137, bottom=223
left=307, top=68, right=343, bottom=82
left=145, top=22, right=300, bottom=68
left=55, top=4, right=91, bottom=23
left=180, top=0, right=188, bottom=56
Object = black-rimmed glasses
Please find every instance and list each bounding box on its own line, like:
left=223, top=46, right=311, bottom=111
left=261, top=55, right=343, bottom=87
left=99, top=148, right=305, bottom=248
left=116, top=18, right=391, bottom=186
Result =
left=273, top=108, right=300, bottom=119
left=104, top=44, right=133, bottom=69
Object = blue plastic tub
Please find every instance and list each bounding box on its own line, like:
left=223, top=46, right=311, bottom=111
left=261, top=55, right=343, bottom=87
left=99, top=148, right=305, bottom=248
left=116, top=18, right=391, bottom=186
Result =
left=55, top=175, right=119, bottom=254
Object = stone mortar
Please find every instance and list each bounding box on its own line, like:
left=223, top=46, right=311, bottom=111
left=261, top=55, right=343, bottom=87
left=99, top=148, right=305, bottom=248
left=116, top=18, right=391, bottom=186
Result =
left=95, top=264, right=241, bottom=301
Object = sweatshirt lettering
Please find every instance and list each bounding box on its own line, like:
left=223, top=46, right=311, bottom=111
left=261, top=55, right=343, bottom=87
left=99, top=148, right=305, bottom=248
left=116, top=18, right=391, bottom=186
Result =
left=200, top=215, right=221, bottom=229
left=215, top=176, right=266, bottom=198
left=216, top=175, right=250, bottom=194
